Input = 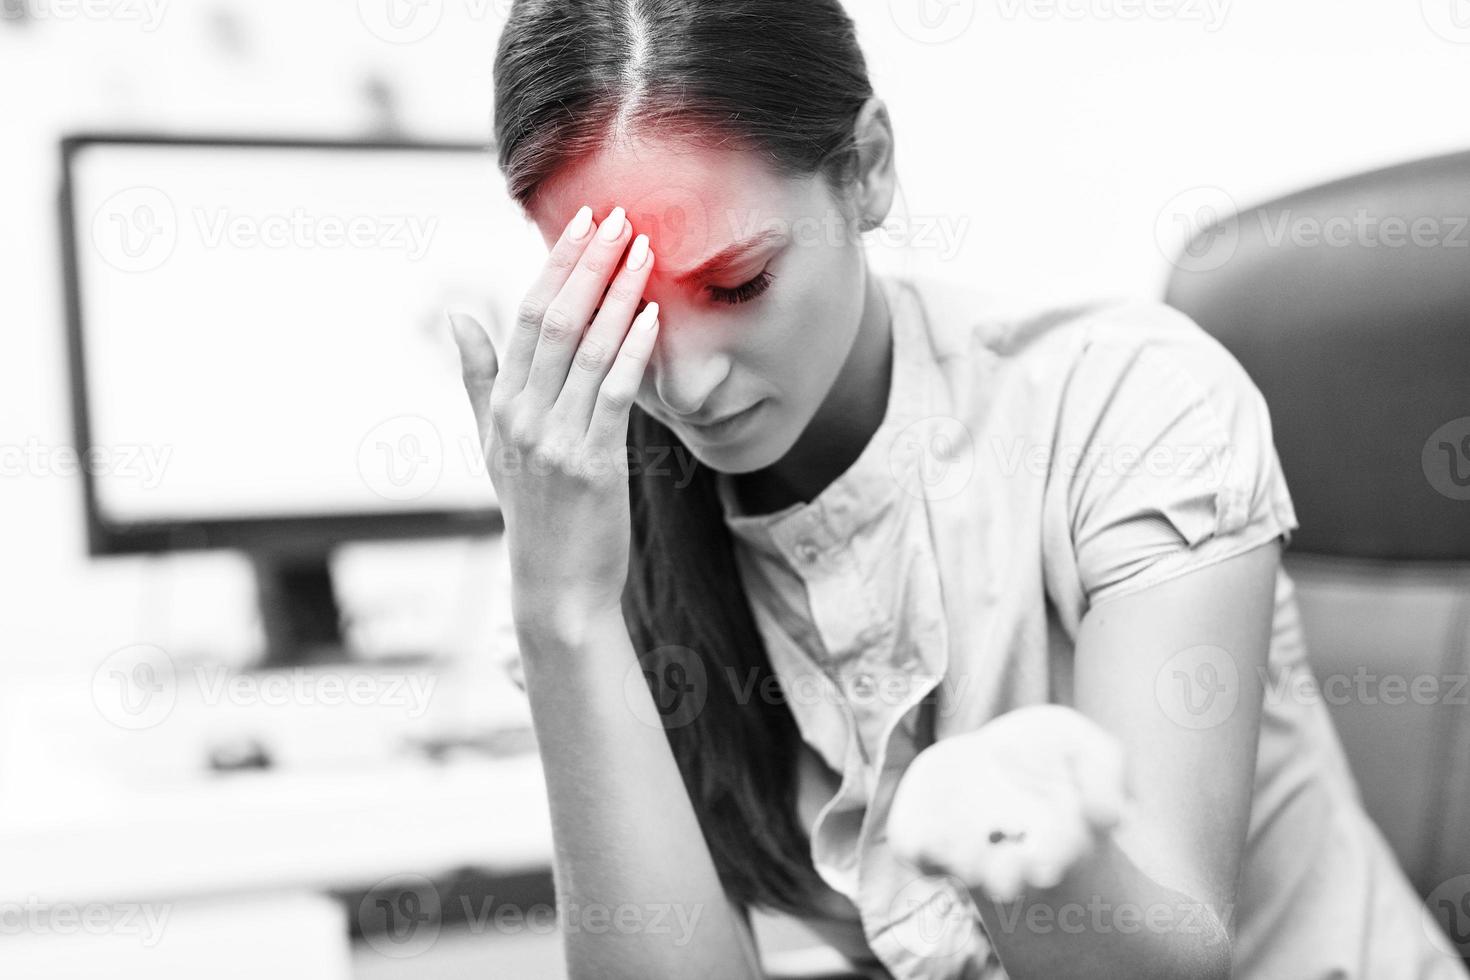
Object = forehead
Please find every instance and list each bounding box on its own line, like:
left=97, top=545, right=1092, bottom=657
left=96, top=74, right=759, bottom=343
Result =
left=528, top=136, right=821, bottom=274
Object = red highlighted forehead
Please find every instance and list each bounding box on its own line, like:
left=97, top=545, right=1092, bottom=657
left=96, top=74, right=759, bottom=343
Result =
left=530, top=139, right=795, bottom=280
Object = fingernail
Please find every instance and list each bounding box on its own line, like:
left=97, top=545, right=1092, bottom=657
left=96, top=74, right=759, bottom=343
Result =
left=639, top=301, right=660, bottom=331
left=599, top=206, right=626, bottom=241
left=568, top=205, right=593, bottom=241
left=627, top=234, right=650, bottom=270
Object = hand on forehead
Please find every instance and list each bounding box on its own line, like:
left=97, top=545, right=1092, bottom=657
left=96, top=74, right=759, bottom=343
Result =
left=530, top=139, right=793, bottom=278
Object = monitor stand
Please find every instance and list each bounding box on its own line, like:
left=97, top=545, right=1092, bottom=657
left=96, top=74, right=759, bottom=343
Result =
left=252, top=551, right=348, bottom=668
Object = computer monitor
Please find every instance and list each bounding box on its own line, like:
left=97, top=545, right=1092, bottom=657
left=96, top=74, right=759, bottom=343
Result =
left=60, top=135, right=543, bottom=664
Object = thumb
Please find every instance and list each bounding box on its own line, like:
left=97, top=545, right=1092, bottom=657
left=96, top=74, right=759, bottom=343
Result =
left=1067, top=731, right=1130, bottom=832
left=447, top=311, right=498, bottom=435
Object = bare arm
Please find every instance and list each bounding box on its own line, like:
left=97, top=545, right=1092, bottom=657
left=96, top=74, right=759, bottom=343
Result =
left=975, top=540, right=1278, bottom=978
left=448, top=202, right=762, bottom=980
left=518, top=611, right=762, bottom=980
left=890, top=539, right=1279, bottom=978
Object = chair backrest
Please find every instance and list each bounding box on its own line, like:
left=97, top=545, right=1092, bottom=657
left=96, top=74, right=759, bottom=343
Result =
left=1164, top=150, right=1470, bottom=899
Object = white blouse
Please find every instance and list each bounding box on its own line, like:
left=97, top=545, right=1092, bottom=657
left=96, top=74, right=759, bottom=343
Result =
left=714, top=271, right=1462, bottom=979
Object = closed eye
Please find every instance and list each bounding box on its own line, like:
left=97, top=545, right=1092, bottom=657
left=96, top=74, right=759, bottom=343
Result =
left=708, top=270, right=775, bottom=306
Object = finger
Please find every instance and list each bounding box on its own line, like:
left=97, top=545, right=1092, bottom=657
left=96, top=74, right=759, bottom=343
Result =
left=553, top=233, right=654, bottom=429
left=587, top=300, right=660, bottom=447
left=886, top=768, right=940, bottom=872
left=524, top=206, right=632, bottom=404
left=447, top=311, right=498, bottom=440
left=979, top=843, right=1027, bottom=905
left=887, top=808, right=942, bottom=876
left=498, top=204, right=596, bottom=396
left=959, top=797, right=1034, bottom=898
left=946, top=799, right=1017, bottom=899
left=1068, top=732, right=1129, bottom=831
left=1019, top=800, right=1092, bottom=893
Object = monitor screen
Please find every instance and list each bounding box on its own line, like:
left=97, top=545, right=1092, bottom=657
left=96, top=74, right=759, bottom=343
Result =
left=65, top=139, right=542, bottom=543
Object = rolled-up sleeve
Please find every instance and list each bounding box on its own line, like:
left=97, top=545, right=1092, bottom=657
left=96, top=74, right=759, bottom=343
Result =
left=1059, top=309, right=1301, bottom=610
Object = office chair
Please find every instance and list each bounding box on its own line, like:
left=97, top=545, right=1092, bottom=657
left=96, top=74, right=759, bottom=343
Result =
left=1164, top=149, right=1470, bottom=903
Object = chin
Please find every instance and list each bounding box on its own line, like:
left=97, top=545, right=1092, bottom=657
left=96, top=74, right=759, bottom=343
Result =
left=678, top=419, right=798, bottom=476
left=680, top=438, right=772, bottom=476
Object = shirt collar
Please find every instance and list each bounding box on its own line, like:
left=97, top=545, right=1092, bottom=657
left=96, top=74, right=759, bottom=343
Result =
left=715, top=272, right=940, bottom=561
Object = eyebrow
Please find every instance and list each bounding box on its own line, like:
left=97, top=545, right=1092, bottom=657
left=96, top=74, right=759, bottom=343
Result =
left=671, top=229, right=786, bottom=286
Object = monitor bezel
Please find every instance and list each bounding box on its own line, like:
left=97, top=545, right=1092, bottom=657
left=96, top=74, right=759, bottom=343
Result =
left=59, top=133, right=508, bottom=557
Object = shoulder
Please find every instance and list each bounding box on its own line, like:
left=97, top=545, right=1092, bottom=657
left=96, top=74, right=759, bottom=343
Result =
left=886, top=273, right=1298, bottom=613
left=896, top=272, right=1260, bottom=424
left=896, top=271, right=1224, bottom=364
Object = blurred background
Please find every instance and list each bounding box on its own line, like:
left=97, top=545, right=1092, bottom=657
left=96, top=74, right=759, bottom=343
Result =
left=2, top=0, right=1468, bottom=976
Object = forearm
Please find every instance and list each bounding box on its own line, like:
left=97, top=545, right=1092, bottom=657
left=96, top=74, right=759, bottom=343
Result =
left=970, top=835, right=1232, bottom=980
left=516, top=606, right=762, bottom=980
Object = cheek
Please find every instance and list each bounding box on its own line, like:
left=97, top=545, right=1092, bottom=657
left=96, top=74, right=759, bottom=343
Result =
left=745, top=299, right=845, bottom=402
left=786, top=255, right=862, bottom=356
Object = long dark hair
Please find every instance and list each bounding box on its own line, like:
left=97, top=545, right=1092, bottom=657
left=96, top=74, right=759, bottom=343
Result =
left=493, top=0, right=875, bottom=914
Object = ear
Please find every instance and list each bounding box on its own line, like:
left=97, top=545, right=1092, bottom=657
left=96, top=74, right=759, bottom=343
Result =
left=851, top=96, right=898, bottom=232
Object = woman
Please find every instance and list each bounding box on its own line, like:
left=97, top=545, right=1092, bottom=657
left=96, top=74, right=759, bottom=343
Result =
left=446, top=1, right=1467, bottom=977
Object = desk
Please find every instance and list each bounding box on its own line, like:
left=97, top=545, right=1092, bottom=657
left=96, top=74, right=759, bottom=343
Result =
left=0, top=756, right=553, bottom=979
left=0, top=756, right=552, bottom=905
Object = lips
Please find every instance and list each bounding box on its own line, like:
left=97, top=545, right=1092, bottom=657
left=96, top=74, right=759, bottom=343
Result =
left=681, top=399, right=765, bottom=434
left=689, top=406, right=755, bottom=428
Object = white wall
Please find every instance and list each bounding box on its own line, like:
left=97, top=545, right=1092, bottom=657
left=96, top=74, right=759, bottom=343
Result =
left=2, top=0, right=1468, bottom=677
left=858, top=0, right=1470, bottom=298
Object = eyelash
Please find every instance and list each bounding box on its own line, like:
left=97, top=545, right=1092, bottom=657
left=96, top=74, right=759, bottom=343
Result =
left=707, top=270, right=774, bottom=306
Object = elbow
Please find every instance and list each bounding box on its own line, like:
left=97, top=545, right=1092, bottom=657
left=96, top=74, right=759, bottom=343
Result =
left=1107, top=907, right=1234, bottom=980
left=1192, top=943, right=1234, bottom=980
left=1167, top=912, right=1234, bottom=980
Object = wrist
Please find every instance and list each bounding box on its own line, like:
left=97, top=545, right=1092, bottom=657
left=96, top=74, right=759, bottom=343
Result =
left=513, top=595, right=627, bottom=653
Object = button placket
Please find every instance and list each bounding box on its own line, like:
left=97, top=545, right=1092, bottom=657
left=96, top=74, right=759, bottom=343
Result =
left=718, top=276, right=999, bottom=978
left=774, top=510, right=832, bottom=572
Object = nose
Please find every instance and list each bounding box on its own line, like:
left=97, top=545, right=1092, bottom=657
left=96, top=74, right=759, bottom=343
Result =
left=648, top=315, right=732, bottom=418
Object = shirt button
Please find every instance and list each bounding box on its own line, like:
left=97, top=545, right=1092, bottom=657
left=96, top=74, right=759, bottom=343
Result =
left=851, top=673, right=877, bottom=698
left=795, top=540, right=821, bottom=564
